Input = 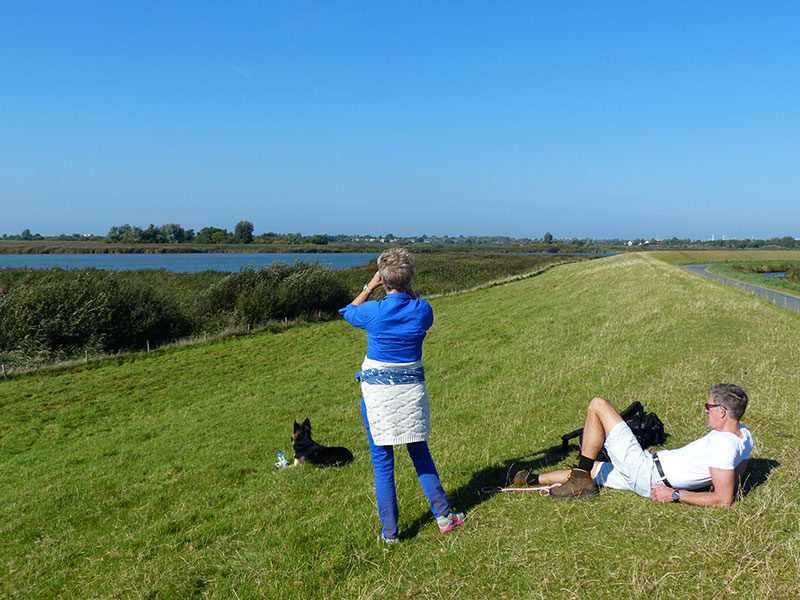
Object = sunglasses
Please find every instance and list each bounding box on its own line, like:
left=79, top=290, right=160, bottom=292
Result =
left=704, top=403, right=727, bottom=412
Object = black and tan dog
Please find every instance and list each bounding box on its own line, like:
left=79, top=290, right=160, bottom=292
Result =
left=291, top=418, right=353, bottom=467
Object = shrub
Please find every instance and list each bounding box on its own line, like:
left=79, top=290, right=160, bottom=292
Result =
left=200, top=263, right=350, bottom=325
left=0, top=271, right=190, bottom=354
left=280, top=267, right=350, bottom=316
left=733, top=261, right=800, bottom=282
left=198, top=263, right=293, bottom=316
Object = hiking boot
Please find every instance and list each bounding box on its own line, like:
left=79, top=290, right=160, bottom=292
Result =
left=511, top=469, right=533, bottom=486
left=437, top=511, right=466, bottom=533
left=548, top=468, right=599, bottom=499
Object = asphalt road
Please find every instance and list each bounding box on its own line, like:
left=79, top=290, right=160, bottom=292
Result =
left=683, top=264, right=800, bottom=312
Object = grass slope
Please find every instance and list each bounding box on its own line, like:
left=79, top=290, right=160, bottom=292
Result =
left=1, top=253, right=798, bottom=599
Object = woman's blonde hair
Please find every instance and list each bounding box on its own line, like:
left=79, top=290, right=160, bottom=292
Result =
left=377, top=248, right=415, bottom=293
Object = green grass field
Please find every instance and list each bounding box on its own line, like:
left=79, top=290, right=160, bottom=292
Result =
left=2, top=253, right=798, bottom=598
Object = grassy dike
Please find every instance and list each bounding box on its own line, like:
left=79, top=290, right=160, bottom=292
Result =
left=1, top=253, right=798, bottom=599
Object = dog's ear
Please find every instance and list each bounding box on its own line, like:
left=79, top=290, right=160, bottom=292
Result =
left=293, top=420, right=301, bottom=432
left=302, top=417, right=311, bottom=431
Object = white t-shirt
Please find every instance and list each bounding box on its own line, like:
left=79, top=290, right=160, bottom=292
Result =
left=657, top=425, right=753, bottom=490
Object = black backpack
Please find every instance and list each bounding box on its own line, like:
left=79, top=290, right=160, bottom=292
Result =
left=561, top=401, right=666, bottom=461
left=626, top=411, right=666, bottom=449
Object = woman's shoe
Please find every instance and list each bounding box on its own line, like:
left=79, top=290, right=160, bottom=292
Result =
left=436, top=511, right=466, bottom=533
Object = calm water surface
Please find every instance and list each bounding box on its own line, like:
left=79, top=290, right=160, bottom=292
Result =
left=0, top=253, right=378, bottom=272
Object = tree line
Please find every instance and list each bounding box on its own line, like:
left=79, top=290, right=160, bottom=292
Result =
left=104, top=222, right=335, bottom=245
left=105, top=221, right=255, bottom=244
left=2, top=225, right=798, bottom=249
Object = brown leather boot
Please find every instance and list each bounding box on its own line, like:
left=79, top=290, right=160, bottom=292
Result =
left=548, top=468, right=599, bottom=499
left=511, top=469, right=532, bottom=486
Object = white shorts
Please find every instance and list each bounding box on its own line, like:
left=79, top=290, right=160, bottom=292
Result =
left=592, top=420, right=660, bottom=497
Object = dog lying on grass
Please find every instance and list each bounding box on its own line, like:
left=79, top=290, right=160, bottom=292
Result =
left=291, top=418, right=354, bottom=467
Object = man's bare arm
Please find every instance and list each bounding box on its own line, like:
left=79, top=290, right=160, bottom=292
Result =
left=650, top=467, right=736, bottom=507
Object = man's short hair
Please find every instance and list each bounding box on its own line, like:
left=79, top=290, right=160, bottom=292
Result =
left=709, top=383, right=748, bottom=420
left=377, top=248, right=415, bottom=293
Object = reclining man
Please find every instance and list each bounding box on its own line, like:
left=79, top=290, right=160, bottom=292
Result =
left=515, top=384, right=753, bottom=506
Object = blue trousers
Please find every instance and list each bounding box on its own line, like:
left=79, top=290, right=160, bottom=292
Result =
left=361, top=398, right=450, bottom=539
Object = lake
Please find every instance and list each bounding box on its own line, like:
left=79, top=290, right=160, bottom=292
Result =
left=0, top=252, right=378, bottom=273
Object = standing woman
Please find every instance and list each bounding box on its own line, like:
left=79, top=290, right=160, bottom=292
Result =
left=340, top=248, right=465, bottom=543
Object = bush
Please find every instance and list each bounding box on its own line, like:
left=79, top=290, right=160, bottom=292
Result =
left=0, top=271, right=190, bottom=354
left=200, top=263, right=350, bottom=325
left=199, top=263, right=294, bottom=316
left=280, top=267, right=350, bottom=316
left=733, top=261, right=800, bottom=282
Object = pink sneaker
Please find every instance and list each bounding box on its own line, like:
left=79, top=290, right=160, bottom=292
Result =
left=436, top=511, right=466, bottom=533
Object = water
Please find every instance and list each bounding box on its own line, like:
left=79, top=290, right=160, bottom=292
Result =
left=762, top=272, right=787, bottom=278
left=515, top=251, right=619, bottom=257
left=0, top=252, right=378, bottom=273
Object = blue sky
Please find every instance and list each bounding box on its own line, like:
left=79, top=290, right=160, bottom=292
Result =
left=2, top=2, right=798, bottom=239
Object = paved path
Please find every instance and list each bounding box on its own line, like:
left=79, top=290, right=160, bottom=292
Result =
left=683, top=264, right=800, bottom=312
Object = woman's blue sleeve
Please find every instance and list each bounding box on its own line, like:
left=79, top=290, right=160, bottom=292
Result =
left=339, top=303, right=370, bottom=329
left=422, top=301, right=434, bottom=330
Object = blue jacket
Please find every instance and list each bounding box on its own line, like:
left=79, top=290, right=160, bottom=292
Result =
left=339, top=293, right=433, bottom=362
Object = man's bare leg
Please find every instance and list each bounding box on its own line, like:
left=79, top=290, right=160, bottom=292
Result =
left=512, top=397, right=625, bottom=488
left=537, top=469, right=572, bottom=485
left=579, top=396, right=624, bottom=461
left=546, top=397, right=624, bottom=498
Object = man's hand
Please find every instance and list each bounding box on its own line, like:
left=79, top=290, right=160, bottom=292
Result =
left=650, top=485, right=675, bottom=503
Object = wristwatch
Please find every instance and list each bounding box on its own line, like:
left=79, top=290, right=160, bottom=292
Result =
left=671, top=490, right=681, bottom=503
left=362, top=284, right=371, bottom=292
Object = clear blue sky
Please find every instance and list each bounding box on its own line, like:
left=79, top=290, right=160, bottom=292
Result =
left=2, top=2, right=798, bottom=239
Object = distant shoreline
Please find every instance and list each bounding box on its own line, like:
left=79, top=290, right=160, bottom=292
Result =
left=0, top=241, right=381, bottom=255
left=0, top=240, right=600, bottom=255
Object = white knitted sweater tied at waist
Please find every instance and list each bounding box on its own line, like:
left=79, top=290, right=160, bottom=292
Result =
left=358, top=357, right=430, bottom=446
